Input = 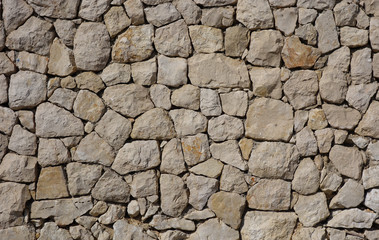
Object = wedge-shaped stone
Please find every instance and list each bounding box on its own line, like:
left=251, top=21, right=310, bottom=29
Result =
left=0, top=182, right=30, bottom=228
left=67, top=162, right=102, bottom=196
left=329, top=145, right=363, bottom=179
left=236, top=0, right=274, bottom=30
left=249, top=141, right=300, bottom=180
left=187, top=174, right=219, bottom=210
left=246, top=98, right=293, bottom=142
left=315, top=10, right=340, bottom=53
left=112, top=25, right=154, bottom=63
left=74, top=22, right=110, bottom=71
left=247, top=179, right=291, bottom=211
left=73, top=132, right=115, bottom=166
left=0, top=153, right=37, bottom=183
left=241, top=211, right=297, bottom=240
left=131, top=108, right=176, bottom=140
left=330, top=179, right=364, bottom=209
left=210, top=140, right=247, bottom=171
left=112, top=140, right=160, bottom=174
left=356, top=101, right=379, bottom=138
left=188, top=53, right=250, bottom=88
left=160, top=174, right=188, bottom=217
left=327, top=208, right=376, bottom=229
left=208, top=191, right=245, bottom=229
left=95, top=110, right=132, bottom=150
left=103, top=84, right=154, bottom=118
left=48, top=38, right=76, bottom=76
left=8, top=125, right=37, bottom=156
left=346, top=83, right=378, bottom=113
left=363, top=165, right=379, bottom=189
left=36, top=102, right=84, bottom=137
left=161, top=138, right=186, bottom=175
left=31, top=196, right=92, bottom=226
left=36, top=166, right=69, bottom=200
left=92, top=170, right=130, bottom=203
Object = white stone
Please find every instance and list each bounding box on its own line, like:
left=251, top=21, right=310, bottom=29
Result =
left=236, top=0, right=274, bottom=30
left=210, top=140, right=247, bottom=171
left=186, top=174, right=218, bottom=210
left=100, top=63, right=131, bottom=86
left=157, top=55, right=187, bottom=87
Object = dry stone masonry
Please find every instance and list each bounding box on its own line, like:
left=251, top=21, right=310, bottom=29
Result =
left=1, top=0, right=379, bottom=239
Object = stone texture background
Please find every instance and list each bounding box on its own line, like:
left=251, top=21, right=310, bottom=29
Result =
left=0, top=0, right=379, bottom=239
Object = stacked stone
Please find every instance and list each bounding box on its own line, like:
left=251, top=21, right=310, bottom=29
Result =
left=1, top=0, right=379, bottom=239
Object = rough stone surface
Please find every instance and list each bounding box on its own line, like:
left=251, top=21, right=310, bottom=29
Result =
left=283, top=70, right=318, bottom=110
left=171, top=84, right=200, bottom=110
left=92, top=170, right=130, bottom=203
left=101, top=63, right=131, bottom=86
left=327, top=208, right=376, bottom=229
left=247, top=179, right=291, bottom=210
left=208, top=115, right=244, bottom=141
left=67, top=162, right=102, bottom=196
left=189, top=53, right=250, bottom=88
left=36, top=103, right=84, bottom=137
left=250, top=67, right=282, bottom=99
left=351, top=48, right=372, bottom=84
left=131, top=108, right=176, bottom=140
left=330, top=179, right=364, bottom=209
left=292, top=158, right=319, bottom=195
left=181, top=133, right=210, bottom=166
left=104, top=6, right=131, bottom=38
left=249, top=141, right=299, bottom=180
left=187, top=174, right=219, bottom=210
left=241, top=211, right=297, bottom=240
left=0, top=153, right=37, bottom=183
left=246, top=30, right=283, bottom=67
left=160, top=174, right=188, bottom=217
left=245, top=98, right=293, bottom=142
left=315, top=10, right=340, bottom=53
left=112, top=24, right=154, bottom=63
left=208, top=191, right=245, bottom=229
left=323, top=104, right=361, bottom=130
left=294, top=192, right=330, bottom=227
left=236, top=0, right=274, bottom=30
left=329, top=145, right=363, bottom=179
left=282, top=36, right=321, bottom=69
left=131, top=58, right=156, bottom=86
left=74, top=22, right=110, bottom=71
left=356, top=101, right=379, bottom=138
left=189, top=25, right=223, bottom=53
left=5, top=17, right=54, bottom=56
left=9, top=71, right=47, bottom=110
left=210, top=140, right=247, bottom=171
left=169, top=109, right=207, bottom=137
left=48, top=38, right=76, bottom=76
left=36, top=166, right=69, bottom=200
left=188, top=218, right=239, bottom=240
left=102, top=84, right=154, bottom=118
left=73, top=90, right=105, bottom=122
left=154, top=20, right=192, bottom=57
left=225, top=26, right=249, bottom=57
left=112, top=140, right=160, bottom=174
left=38, top=139, right=70, bottom=166
left=220, top=91, right=248, bottom=116
left=201, top=7, right=234, bottom=28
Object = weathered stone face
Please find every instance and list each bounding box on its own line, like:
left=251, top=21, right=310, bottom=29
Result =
left=1, top=0, right=379, bottom=237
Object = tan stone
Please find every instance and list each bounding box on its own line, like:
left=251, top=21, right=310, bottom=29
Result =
left=48, top=38, right=76, bottom=76
left=73, top=90, right=105, bottom=122
left=208, top=191, right=245, bottom=229
left=75, top=72, right=105, bottom=93
left=245, top=98, right=293, bottom=142
left=282, top=36, right=321, bottom=69
left=36, top=166, right=69, bottom=200
left=239, top=138, right=254, bottom=160
left=308, top=109, right=328, bottom=130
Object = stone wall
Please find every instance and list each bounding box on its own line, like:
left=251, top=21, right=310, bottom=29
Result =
left=0, top=0, right=379, bottom=239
